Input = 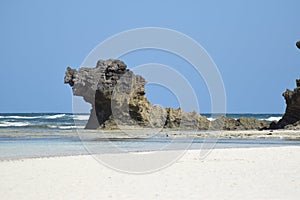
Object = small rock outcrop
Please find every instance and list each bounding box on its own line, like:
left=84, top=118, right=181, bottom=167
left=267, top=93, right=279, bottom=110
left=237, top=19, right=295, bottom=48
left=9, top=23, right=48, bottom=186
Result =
left=270, top=79, right=300, bottom=129
left=210, top=116, right=269, bottom=131
left=296, top=41, right=300, bottom=49
left=65, top=59, right=269, bottom=130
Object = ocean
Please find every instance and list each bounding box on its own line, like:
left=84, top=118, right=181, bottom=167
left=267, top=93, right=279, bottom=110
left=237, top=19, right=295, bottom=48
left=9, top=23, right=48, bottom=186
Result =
left=0, top=113, right=283, bottom=131
left=0, top=113, right=299, bottom=160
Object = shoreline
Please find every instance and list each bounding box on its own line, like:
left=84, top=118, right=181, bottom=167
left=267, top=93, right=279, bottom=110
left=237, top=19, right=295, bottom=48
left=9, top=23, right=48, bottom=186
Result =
left=1, top=129, right=299, bottom=162
left=1, top=129, right=300, bottom=139
left=1, top=145, right=299, bottom=162
left=1, top=138, right=300, bottom=162
left=1, top=146, right=299, bottom=199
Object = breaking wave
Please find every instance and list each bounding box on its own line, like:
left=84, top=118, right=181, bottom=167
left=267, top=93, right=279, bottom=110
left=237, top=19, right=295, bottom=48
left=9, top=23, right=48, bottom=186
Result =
left=73, top=115, right=89, bottom=121
left=260, top=117, right=282, bottom=122
left=0, top=121, right=30, bottom=127
left=43, top=114, right=66, bottom=119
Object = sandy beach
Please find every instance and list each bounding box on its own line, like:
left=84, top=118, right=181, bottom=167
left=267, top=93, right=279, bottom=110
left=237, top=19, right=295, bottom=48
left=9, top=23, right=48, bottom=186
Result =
left=2, top=0, right=300, bottom=200
left=0, top=146, right=299, bottom=200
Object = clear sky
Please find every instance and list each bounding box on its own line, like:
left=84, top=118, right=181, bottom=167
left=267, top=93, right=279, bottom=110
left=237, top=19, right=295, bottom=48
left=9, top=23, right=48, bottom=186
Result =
left=0, top=0, right=299, bottom=113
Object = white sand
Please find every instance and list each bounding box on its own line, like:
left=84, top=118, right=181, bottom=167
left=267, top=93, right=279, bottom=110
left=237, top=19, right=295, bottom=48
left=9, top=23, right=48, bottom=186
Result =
left=0, top=147, right=300, bottom=200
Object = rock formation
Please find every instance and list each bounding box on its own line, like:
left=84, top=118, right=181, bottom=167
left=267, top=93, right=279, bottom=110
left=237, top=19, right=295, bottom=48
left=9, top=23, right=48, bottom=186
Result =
left=211, top=117, right=269, bottom=131
left=65, top=58, right=269, bottom=130
left=270, top=79, right=300, bottom=129
left=296, top=41, right=300, bottom=49
left=270, top=41, right=300, bottom=130
left=64, top=59, right=209, bottom=130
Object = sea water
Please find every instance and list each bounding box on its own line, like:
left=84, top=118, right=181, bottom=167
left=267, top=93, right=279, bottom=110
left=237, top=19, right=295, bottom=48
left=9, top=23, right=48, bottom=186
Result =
left=0, top=113, right=299, bottom=160
left=0, top=113, right=283, bottom=130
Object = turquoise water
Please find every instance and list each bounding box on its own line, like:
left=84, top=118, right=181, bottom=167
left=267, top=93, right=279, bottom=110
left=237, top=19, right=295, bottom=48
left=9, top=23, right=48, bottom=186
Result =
left=1, top=136, right=300, bottom=160
left=0, top=113, right=299, bottom=160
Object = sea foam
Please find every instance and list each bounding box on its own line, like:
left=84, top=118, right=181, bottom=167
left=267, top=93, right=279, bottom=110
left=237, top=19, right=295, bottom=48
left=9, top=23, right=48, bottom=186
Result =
left=0, top=121, right=30, bottom=127
left=44, top=114, right=66, bottom=119
left=73, top=115, right=89, bottom=121
left=261, top=117, right=282, bottom=122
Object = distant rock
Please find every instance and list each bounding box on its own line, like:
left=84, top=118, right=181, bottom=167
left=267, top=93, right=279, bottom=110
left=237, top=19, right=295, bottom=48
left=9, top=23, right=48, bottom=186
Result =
left=210, top=116, right=269, bottom=130
left=270, top=79, right=300, bottom=129
left=296, top=41, right=300, bottom=49
left=237, top=117, right=269, bottom=130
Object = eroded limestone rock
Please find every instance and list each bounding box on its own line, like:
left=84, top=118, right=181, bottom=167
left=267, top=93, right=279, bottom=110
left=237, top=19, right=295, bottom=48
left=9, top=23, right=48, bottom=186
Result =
left=64, top=59, right=205, bottom=129
left=65, top=59, right=269, bottom=131
left=270, top=79, right=300, bottom=129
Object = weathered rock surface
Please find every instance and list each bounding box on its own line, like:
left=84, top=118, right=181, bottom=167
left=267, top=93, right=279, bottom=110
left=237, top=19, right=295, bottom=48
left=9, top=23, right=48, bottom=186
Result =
left=210, top=116, right=269, bottom=131
left=64, top=59, right=206, bottom=130
left=65, top=59, right=269, bottom=130
left=270, top=79, right=300, bottom=129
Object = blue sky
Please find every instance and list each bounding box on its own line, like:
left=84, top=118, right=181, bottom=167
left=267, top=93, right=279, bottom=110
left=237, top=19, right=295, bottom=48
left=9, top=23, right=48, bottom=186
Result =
left=0, top=0, right=299, bottom=113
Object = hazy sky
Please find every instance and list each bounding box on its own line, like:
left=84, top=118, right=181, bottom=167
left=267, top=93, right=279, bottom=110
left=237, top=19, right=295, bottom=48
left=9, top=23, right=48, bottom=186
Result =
left=0, top=0, right=299, bottom=113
